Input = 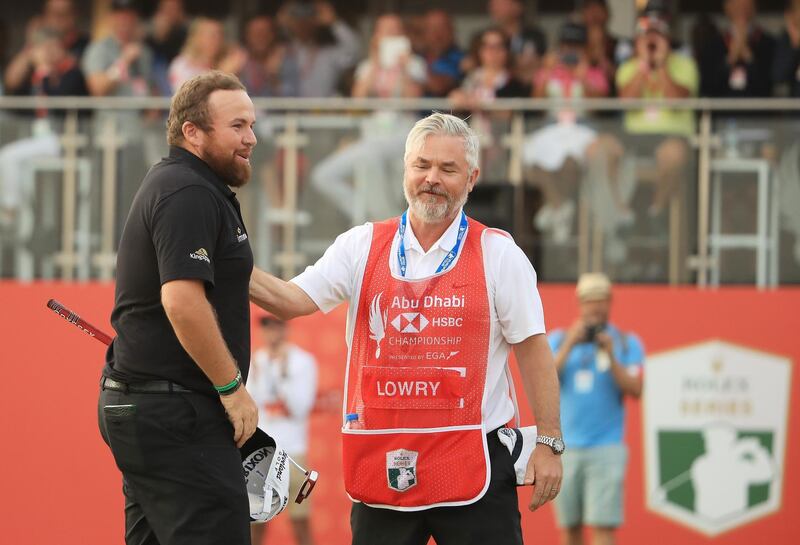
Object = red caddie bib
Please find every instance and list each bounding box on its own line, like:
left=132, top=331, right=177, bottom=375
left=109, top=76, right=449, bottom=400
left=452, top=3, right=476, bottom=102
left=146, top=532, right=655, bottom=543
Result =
left=341, top=216, right=492, bottom=510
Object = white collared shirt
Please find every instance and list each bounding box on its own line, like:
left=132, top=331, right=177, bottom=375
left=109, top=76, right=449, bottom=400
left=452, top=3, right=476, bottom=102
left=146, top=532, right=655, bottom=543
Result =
left=292, top=209, right=546, bottom=429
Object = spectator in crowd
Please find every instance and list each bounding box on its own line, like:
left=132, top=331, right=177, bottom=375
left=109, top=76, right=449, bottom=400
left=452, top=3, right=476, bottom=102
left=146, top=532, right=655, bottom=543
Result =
left=146, top=0, right=189, bottom=96
left=82, top=0, right=156, bottom=237
left=311, top=13, right=425, bottom=223
left=279, top=0, right=360, bottom=97
left=580, top=0, right=630, bottom=94
left=43, top=0, right=89, bottom=59
left=488, top=0, right=547, bottom=86
left=168, top=17, right=246, bottom=92
left=773, top=0, right=800, bottom=97
left=548, top=273, right=643, bottom=545
left=82, top=0, right=154, bottom=99
left=450, top=27, right=529, bottom=109
left=4, top=0, right=88, bottom=95
left=419, top=9, right=464, bottom=97
left=239, top=14, right=299, bottom=97
left=592, top=12, right=698, bottom=221
left=523, top=21, right=609, bottom=244
left=0, top=27, right=87, bottom=229
left=449, top=27, right=529, bottom=179
left=696, top=0, right=775, bottom=98
left=248, top=314, right=318, bottom=545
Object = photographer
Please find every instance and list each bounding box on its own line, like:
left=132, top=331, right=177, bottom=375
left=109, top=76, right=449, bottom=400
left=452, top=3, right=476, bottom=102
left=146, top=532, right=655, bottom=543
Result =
left=548, top=273, right=643, bottom=545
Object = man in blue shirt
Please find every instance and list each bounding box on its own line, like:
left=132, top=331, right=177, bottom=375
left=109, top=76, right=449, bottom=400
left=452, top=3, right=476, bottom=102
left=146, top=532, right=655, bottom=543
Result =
left=548, top=273, right=643, bottom=545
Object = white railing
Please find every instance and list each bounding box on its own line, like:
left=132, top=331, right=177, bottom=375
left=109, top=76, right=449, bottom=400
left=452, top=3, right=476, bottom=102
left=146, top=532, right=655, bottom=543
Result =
left=0, top=97, right=798, bottom=286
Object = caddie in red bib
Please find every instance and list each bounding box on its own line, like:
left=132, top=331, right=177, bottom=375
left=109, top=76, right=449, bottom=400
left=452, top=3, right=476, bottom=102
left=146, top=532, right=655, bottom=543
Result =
left=249, top=113, right=565, bottom=545
left=342, top=212, right=493, bottom=508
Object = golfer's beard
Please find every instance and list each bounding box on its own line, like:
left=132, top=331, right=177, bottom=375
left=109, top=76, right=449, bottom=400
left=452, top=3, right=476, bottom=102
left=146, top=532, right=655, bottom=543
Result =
left=202, top=144, right=251, bottom=188
left=404, top=183, right=468, bottom=222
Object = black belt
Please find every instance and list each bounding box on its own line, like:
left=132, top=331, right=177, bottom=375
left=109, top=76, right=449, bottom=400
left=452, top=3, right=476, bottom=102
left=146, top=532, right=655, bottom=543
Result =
left=101, top=376, right=193, bottom=394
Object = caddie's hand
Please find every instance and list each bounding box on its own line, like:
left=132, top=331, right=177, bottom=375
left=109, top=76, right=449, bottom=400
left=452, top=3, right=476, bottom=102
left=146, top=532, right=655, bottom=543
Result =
left=219, top=386, right=259, bottom=448
left=526, top=444, right=563, bottom=511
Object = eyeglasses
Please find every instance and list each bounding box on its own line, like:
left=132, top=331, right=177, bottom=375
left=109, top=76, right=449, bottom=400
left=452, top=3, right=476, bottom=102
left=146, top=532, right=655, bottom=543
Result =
left=288, top=455, right=319, bottom=504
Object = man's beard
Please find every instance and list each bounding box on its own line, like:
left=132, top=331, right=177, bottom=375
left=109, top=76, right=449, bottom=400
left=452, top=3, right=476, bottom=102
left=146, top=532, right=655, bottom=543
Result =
left=201, top=141, right=251, bottom=188
left=404, top=181, right=469, bottom=222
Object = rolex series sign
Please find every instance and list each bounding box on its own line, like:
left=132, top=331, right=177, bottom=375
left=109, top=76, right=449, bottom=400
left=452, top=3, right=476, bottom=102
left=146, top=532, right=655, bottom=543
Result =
left=644, top=340, right=792, bottom=536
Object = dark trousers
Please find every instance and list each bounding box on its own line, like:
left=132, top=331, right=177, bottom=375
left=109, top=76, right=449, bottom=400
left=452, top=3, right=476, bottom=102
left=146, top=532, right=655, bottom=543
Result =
left=98, top=388, right=250, bottom=545
left=350, top=429, right=523, bottom=545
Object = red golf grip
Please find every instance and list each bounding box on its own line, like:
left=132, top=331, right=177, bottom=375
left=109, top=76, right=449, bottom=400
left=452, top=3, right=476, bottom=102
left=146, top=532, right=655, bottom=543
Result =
left=46, top=299, right=114, bottom=346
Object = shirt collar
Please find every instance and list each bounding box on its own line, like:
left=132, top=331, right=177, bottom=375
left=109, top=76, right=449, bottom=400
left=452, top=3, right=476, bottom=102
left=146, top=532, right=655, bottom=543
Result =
left=402, top=208, right=465, bottom=255
left=168, top=146, right=236, bottom=199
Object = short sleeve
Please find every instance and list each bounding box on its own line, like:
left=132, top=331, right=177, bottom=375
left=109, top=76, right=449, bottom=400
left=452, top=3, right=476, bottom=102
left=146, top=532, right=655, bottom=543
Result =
left=615, top=58, right=637, bottom=90
left=290, top=224, right=372, bottom=313
left=488, top=234, right=546, bottom=344
left=669, top=55, right=699, bottom=96
left=151, top=186, right=220, bottom=286
left=81, top=41, right=110, bottom=75
left=619, top=333, right=645, bottom=369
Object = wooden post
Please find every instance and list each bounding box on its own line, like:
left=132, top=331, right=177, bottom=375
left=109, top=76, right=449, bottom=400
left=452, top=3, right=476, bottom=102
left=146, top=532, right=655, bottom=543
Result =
left=502, top=113, right=526, bottom=248
left=52, top=110, right=86, bottom=280
left=93, top=115, right=123, bottom=280
left=273, top=115, right=309, bottom=279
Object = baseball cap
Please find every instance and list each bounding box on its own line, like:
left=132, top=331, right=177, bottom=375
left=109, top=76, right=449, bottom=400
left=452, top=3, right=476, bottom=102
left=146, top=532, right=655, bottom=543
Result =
left=576, top=272, right=612, bottom=301
left=240, top=428, right=291, bottom=522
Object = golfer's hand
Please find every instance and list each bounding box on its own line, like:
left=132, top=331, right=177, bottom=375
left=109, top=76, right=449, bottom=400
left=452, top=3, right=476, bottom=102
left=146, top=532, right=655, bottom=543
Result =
left=219, top=386, right=259, bottom=448
left=525, top=445, right=563, bottom=511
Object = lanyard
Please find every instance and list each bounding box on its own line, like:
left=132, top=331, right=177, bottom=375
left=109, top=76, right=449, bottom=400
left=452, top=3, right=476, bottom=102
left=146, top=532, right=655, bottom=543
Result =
left=397, top=210, right=468, bottom=277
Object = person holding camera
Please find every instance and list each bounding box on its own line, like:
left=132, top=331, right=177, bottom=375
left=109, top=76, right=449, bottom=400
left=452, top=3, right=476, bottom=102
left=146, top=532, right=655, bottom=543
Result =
left=548, top=273, right=643, bottom=545
left=523, top=21, right=609, bottom=244
left=310, top=13, right=425, bottom=224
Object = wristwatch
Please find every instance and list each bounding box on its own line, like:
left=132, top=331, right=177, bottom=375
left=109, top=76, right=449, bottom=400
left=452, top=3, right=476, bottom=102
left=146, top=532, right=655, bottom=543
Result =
left=536, top=435, right=566, bottom=455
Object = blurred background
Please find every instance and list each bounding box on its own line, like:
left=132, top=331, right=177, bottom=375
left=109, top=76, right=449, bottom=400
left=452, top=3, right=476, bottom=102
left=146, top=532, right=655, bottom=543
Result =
left=0, top=0, right=797, bottom=544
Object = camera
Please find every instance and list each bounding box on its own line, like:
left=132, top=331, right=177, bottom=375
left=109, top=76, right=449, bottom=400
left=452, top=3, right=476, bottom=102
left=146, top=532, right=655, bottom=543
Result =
left=585, top=324, right=605, bottom=343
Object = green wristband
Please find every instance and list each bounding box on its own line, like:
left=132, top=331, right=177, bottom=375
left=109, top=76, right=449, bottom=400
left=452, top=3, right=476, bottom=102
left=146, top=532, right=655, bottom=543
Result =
left=215, top=370, right=242, bottom=395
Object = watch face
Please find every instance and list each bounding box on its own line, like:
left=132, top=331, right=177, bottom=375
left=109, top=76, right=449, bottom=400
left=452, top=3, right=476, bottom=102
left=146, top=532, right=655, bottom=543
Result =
left=553, top=438, right=565, bottom=454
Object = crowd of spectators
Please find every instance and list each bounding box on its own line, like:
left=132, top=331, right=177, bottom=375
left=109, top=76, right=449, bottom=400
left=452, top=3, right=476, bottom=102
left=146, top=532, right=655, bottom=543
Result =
left=3, top=0, right=800, bottom=257
left=6, top=0, right=798, bottom=104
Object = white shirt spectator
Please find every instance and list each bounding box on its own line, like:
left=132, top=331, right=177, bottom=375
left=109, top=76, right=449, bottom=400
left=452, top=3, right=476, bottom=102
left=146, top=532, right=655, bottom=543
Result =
left=247, top=345, right=318, bottom=455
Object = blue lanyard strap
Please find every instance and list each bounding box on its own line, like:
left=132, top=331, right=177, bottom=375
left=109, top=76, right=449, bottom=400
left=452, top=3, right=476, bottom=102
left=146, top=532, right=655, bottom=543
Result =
left=397, top=211, right=468, bottom=277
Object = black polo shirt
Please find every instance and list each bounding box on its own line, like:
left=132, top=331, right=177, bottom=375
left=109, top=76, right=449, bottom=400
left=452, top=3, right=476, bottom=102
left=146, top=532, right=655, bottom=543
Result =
left=104, top=146, right=254, bottom=395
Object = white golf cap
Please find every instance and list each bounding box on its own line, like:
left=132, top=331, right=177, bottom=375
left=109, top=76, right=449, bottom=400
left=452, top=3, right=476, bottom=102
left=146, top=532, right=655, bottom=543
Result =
left=241, top=429, right=290, bottom=522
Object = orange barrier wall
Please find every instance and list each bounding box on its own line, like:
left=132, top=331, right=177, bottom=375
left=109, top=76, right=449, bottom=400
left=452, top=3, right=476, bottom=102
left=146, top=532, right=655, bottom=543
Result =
left=0, top=283, right=797, bottom=544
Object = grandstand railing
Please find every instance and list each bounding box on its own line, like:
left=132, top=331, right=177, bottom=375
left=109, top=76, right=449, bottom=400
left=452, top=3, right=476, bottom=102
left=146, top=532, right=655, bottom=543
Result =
left=0, top=97, right=797, bottom=286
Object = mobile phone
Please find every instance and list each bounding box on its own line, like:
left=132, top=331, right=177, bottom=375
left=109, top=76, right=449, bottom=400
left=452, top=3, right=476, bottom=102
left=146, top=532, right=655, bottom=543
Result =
left=379, top=36, right=411, bottom=68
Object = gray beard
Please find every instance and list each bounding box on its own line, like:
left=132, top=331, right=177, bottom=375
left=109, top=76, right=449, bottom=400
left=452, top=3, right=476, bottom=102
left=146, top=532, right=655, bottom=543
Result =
left=404, top=183, right=469, bottom=223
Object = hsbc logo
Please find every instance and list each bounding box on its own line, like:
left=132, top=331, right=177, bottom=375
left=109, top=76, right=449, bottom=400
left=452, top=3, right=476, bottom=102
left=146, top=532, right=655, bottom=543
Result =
left=391, top=312, right=429, bottom=333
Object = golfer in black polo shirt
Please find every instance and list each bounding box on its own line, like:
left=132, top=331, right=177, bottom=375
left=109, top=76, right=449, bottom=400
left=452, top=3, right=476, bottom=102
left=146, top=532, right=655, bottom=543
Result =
left=98, top=71, right=258, bottom=545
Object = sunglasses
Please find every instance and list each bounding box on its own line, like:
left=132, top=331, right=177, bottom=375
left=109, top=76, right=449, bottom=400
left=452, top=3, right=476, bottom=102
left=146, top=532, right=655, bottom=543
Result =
left=288, top=455, right=319, bottom=504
